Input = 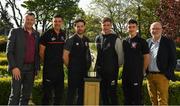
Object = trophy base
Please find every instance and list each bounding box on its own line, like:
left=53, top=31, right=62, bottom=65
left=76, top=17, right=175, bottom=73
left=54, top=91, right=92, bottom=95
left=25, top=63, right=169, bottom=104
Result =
left=88, top=71, right=97, bottom=78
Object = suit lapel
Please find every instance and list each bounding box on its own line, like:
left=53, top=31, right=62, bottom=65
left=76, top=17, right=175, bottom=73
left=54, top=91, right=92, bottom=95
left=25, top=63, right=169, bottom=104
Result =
left=157, top=37, right=164, bottom=58
left=20, top=28, right=26, bottom=51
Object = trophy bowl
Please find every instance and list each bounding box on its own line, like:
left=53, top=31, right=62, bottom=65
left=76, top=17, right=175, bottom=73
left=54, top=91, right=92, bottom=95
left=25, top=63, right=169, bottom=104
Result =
left=88, top=71, right=97, bottom=77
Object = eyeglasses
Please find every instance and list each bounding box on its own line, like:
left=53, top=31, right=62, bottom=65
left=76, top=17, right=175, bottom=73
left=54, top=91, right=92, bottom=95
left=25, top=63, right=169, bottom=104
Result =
left=151, top=28, right=162, bottom=30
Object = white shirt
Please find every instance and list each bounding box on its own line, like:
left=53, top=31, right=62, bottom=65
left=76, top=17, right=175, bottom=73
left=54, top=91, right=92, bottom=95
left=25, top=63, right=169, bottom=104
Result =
left=148, top=37, right=161, bottom=72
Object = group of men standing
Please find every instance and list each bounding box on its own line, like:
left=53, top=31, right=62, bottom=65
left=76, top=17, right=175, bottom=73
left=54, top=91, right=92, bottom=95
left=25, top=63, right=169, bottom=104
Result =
left=6, top=12, right=176, bottom=105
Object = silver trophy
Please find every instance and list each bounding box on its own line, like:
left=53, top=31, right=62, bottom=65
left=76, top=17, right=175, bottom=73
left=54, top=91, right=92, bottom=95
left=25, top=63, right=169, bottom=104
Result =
left=87, top=42, right=97, bottom=77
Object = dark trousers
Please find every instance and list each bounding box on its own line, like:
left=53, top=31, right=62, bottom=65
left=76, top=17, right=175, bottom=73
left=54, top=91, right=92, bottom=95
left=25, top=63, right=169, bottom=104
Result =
left=42, top=74, right=64, bottom=105
left=66, top=78, right=84, bottom=105
left=100, top=78, right=118, bottom=105
left=122, top=78, right=143, bottom=105
left=8, top=65, right=35, bottom=105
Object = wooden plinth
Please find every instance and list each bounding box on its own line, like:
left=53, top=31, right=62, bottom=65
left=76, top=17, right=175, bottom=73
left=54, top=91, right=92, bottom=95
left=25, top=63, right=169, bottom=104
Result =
left=84, top=78, right=101, bottom=106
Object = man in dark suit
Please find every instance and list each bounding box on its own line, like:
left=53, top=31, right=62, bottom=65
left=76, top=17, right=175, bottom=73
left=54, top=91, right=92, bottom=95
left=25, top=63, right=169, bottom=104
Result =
left=146, top=22, right=176, bottom=105
left=6, top=12, right=40, bottom=105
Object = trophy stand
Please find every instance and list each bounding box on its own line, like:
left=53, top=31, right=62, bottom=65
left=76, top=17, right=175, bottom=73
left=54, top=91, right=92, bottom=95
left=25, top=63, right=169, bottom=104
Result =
left=84, top=43, right=101, bottom=105
left=84, top=77, right=101, bottom=105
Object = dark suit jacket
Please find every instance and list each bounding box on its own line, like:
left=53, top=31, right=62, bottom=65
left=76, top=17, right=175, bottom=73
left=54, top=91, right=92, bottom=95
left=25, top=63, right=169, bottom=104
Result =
left=147, top=36, right=177, bottom=81
left=6, top=27, right=40, bottom=72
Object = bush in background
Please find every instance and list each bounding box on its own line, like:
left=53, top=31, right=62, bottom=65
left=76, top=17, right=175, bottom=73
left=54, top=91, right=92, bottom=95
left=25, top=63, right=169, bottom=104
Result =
left=176, top=47, right=180, bottom=59
left=0, top=36, right=7, bottom=52
left=0, top=77, right=180, bottom=105
left=175, top=72, right=180, bottom=81
left=0, top=77, right=11, bottom=104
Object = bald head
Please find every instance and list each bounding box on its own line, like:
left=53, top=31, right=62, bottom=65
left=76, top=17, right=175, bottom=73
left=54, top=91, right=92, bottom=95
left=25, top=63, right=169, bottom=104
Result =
left=150, top=22, right=163, bottom=41
left=150, top=22, right=162, bottom=29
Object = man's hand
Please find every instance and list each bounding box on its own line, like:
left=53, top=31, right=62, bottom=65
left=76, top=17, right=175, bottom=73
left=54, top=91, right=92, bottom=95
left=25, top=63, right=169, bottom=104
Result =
left=63, top=49, right=70, bottom=67
left=12, top=67, right=21, bottom=80
left=39, top=44, right=45, bottom=62
left=143, top=70, right=147, bottom=77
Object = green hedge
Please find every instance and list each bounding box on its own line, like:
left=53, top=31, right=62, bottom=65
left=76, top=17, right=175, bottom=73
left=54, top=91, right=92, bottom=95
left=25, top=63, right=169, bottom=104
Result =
left=0, top=59, right=8, bottom=66
left=176, top=43, right=180, bottom=48
left=0, top=77, right=180, bottom=105
left=0, top=65, right=10, bottom=77
left=175, top=71, right=180, bottom=81
left=0, top=77, right=11, bottom=104
left=0, top=41, right=7, bottom=52
left=0, top=36, right=7, bottom=52
left=0, top=53, right=7, bottom=66
left=1, top=66, right=180, bottom=81
left=176, top=47, right=180, bottom=59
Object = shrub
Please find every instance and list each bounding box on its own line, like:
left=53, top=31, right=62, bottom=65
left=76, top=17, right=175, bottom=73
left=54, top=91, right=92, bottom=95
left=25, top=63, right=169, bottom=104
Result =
left=169, top=81, right=180, bottom=104
left=175, top=72, right=180, bottom=81
left=0, top=65, right=9, bottom=77
left=0, top=36, right=7, bottom=52
left=0, top=53, right=8, bottom=66
left=32, top=79, right=68, bottom=105
left=0, top=59, right=8, bottom=66
left=0, top=77, right=11, bottom=104
left=176, top=42, right=180, bottom=48
left=176, top=47, right=180, bottom=59
left=31, top=79, right=43, bottom=105
left=0, top=77, right=180, bottom=105
left=118, top=67, right=123, bottom=80
left=0, top=52, right=6, bottom=57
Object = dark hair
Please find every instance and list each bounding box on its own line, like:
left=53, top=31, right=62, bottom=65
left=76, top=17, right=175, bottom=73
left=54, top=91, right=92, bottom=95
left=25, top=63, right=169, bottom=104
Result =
left=128, top=19, right=138, bottom=25
left=74, top=19, right=86, bottom=26
left=25, top=12, right=35, bottom=17
left=53, top=14, right=63, bottom=20
left=102, top=17, right=112, bottom=23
